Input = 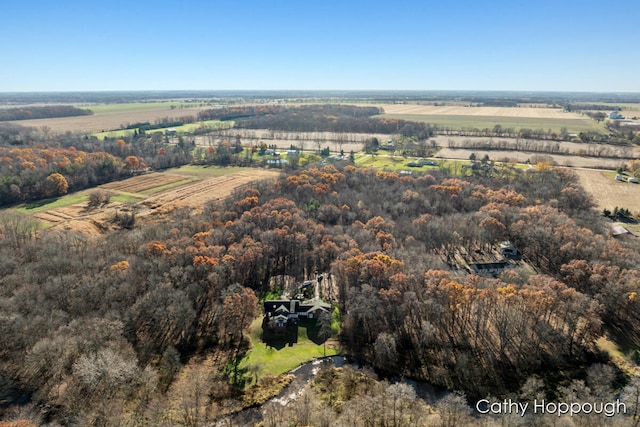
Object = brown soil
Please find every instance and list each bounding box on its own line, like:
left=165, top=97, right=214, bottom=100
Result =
left=34, top=202, right=130, bottom=237
left=101, top=172, right=189, bottom=194
left=31, top=169, right=280, bottom=236
left=574, top=169, right=640, bottom=212
left=140, top=170, right=279, bottom=214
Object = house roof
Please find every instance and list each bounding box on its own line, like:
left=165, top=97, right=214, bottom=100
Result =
left=470, top=261, right=508, bottom=270
left=611, top=224, right=639, bottom=237
left=299, top=299, right=331, bottom=313
left=264, top=300, right=298, bottom=314
left=264, top=298, right=330, bottom=315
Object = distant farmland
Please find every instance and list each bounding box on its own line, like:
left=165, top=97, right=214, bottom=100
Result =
left=376, top=104, right=606, bottom=134
left=7, top=103, right=208, bottom=134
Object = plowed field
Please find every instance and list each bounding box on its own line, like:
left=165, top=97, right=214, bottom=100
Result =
left=101, top=173, right=189, bottom=194
left=19, top=167, right=280, bottom=236
left=141, top=170, right=279, bottom=211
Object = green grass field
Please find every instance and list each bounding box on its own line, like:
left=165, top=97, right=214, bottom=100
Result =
left=168, top=164, right=251, bottom=177
left=87, top=102, right=192, bottom=114
left=354, top=154, right=529, bottom=175
left=378, top=113, right=607, bottom=134
left=145, top=120, right=234, bottom=134
left=240, top=317, right=339, bottom=380
left=139, top=177, right=200, bottom=195
left=92, top=120, right=234, bottom=139
left=355, top=153, right=447, bottom=172
left=16, top=194, right=89, bottom=214
left=14, top=191, right=144, bottom=215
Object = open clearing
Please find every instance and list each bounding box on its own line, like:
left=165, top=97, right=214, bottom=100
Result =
left=8, top=104, right=207, bottom=134
left=574, top=169, right=640, bottom=212
left=91, top=120, right=233, bottom=139
left=101, top=172, right=190, bottom=194
left=240, top=317, right=338, bottom=381
left=378, top=104, right=585, bottom=119
left=435, top=148, right=629, bottom=169
left=141, top=168, right=279, bottom=210
left=379, top=113, right=605, bottom=134
left=374, top=103, right=606, bottom=134
left=11, top=166, right=280, bottom=236
left=433, top=135, right=640, bottom=158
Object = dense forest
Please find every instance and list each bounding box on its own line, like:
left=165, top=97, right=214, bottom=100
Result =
left=0, top=106, right=92, bottom=122
left=1, top=157, right=640, bottom=425
left=197, top=104, right=435, bottom=140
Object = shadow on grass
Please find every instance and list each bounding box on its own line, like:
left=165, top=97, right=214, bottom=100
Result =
left=23, top=198, right=59, bottom=210
left=304, top=319, right=325, bottom=345
left=261, top=317, right=299, bottom=350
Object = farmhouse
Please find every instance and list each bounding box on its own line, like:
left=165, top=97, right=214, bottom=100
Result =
left=608, top=111, right=625, bottom=120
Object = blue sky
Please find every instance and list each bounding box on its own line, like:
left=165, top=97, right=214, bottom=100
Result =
left=2, top=0, right=639, bottom=92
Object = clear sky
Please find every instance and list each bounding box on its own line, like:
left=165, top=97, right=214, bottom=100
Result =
left=2, top=0, right=639, bottom=92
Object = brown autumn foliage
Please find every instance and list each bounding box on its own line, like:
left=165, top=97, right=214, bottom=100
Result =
left=1, top=162, right=639, bottom=423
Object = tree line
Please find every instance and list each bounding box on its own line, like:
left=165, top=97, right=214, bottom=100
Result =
left=0, top=106, right=92, bottom=121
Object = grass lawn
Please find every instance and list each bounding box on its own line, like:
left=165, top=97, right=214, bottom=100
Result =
left=378, top=113, right=607, bottom=135
left=355, top=153, right=455, bottom=172
left=354, top=154, right=529, bottom=176
left=239, top=317, right=339, bottom=381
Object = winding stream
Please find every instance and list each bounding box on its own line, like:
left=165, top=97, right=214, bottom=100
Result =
left=215, top=356, right=447, bottom=426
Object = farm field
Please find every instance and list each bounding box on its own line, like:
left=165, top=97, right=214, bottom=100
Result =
left=378, top=113, right=606, bottom=134
left=7, top=104, right=208, bottom=134
left=100, top=172, right=191, bottom=194
left=432, top=135, right=640, bottom=158
left=92, top=120, right=233, bottom=139
left=574, top=169, right=640, bottom=212
left=140, top=168, right=278, bottom=210
left=435, top=147, right=629, bottom=169
left=378, top=104, right=583, bottom=118
left=8, top=166, right=280, bottom=236
left=192, top=129, right=388, bottom=154
left=85, top=102, right=193, bottom=114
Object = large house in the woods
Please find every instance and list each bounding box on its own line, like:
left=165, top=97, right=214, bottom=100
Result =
left=264, top=298, right=331, bottom=330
